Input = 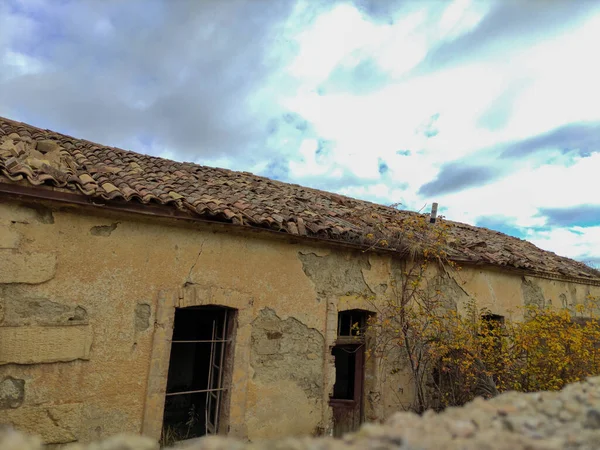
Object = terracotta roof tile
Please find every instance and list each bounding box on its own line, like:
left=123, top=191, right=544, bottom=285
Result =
left=0, top=116, right=599, bottom=283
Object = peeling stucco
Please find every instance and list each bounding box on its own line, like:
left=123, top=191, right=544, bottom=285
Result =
left=0, top=376, right=25, bottom=409
left=298, top=252, right=373, bottom=297
left=6, top=203, right=55, bottom=225
left=246, top=308, right=327, bottom=439
left=89, top=223, right=119, bottom=237
left=134, top=304, right=151, bottom=332
left=521, top=277, right=547, bottom=307
left=435, top=274, right=474, bottom=309
left=251, top=308, right=324, bottom=399
left=0, top=224, right=20, bottom=248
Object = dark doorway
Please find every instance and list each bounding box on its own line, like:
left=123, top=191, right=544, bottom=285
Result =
left=161, top=306, right=234, bottom=444
left=330, top=310, right=368, bottom=437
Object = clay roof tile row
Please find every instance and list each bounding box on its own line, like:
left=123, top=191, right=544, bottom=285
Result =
left=1, top=116, right=599, bottom=283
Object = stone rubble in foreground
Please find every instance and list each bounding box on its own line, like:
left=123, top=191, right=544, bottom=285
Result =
left=3, top=376, right=600, bottom=450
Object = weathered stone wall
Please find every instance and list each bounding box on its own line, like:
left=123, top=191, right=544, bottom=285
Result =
left=0, top=199, right=329, bottom=444
left=4, top=376, right=600, bottom=449
left=297, top=249, right=600, bottom=420
left=1, top=197, right=599, bottom=446
left=448, top=264, right=600, bottom=320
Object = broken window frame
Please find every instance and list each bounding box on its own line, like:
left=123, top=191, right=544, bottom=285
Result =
left=337, top=309, right=368, bottom=340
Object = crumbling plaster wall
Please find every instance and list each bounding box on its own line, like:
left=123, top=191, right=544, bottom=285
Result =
left=0, top=197, right=599, bottom=446
left=297, top=250, right=390, bottom=427
left=12, top=374, right=600, bottom=450
left=0, top=198, right=342, bottom=444
left=0, top=198, right=329, bottom=445
left=296, top=250, right=600, bottom=424
left=445, top=267, right=600, bottom=320
left=0, top=200, right=174, bottom=445
left=178, top=230, right=328, bottom=440
left=248, top=309, right=324, bottom=438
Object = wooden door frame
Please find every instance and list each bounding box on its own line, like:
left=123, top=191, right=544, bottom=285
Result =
left=329, top=342, right=365, bottom=435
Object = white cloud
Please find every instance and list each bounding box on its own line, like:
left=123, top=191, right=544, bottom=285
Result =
left=437, top=0, right=490, bottom=41
left=427, top=152, right=600, bottom=229
left=503, top=15, right=600, bottom=139
left=2, top=0, right=599, bottom=262
left=288, top=139, right=324, bottom=177
left=288, top=4, right=375, bottom=81
left=279, top=1, right=600, bottom=261
left=1, top=50, right=44, bottom=81
left=528, top=226, right=600, bottom=262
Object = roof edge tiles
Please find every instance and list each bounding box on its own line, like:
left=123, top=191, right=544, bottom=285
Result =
left=1, top=116, right=599, bottom=284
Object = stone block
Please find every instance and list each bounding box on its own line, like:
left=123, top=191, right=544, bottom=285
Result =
left=0, top=376, right=25, bottom=409
left=0, top=326, right=92, bottom=365
left=1, top=403, right=81, bottom=445
left=0, top=251, right=56, bottom=284
left=1, top=297, right=88, bottom=327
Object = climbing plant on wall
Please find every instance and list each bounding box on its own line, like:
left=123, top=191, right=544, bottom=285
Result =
left=361, top=211, right=600, bottom=412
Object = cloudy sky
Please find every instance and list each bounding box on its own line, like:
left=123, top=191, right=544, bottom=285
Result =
left=1, top=0, right=599, bottom=266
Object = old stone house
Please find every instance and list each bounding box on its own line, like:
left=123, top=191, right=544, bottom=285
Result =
left=0, top=116, right=599, bottom=446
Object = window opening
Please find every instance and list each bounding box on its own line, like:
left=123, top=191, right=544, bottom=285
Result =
left=481, top=313, right=505, bottom=353
left=337, top=310, right=367, bottom=337
left=162, top=306, right=233, bottom=443
left=481, top=313, right=505, bottom=327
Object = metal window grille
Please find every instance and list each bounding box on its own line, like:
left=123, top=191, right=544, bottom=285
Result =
left=165, top=309, right=230, bottom=435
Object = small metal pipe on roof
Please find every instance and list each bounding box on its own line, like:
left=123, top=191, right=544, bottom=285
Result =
left=430, top=202, right=438, bottom=224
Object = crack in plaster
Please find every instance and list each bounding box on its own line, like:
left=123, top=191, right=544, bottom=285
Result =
left=184, top=239, right=207, bottom=286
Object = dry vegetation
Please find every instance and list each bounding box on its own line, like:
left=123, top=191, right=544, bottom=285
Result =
left=362, top=212, right=600, bottom=412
